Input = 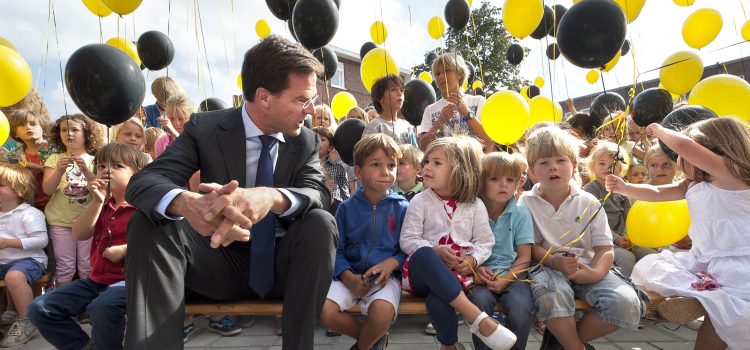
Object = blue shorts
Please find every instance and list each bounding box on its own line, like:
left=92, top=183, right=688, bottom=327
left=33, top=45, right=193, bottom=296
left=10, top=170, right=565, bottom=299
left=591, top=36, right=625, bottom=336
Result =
left=0, top=258, right=45, bottom=285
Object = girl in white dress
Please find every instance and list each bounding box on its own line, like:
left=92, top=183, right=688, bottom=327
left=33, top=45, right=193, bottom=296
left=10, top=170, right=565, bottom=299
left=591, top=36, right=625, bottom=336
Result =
left=605, top=117, right=750, bottom=350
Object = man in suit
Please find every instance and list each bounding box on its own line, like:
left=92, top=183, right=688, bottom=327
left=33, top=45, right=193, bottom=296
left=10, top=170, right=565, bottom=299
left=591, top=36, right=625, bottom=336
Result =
left=124, top=35, right=338, bottom=349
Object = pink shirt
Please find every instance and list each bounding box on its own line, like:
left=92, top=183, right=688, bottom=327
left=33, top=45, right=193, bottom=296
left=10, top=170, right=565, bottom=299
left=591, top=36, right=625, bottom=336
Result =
left=154, top=134, right=175, bottom=158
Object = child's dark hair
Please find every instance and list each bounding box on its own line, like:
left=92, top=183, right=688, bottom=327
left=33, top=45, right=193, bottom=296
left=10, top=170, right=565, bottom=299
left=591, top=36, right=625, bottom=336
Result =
left=0, top=164, right=36, bottom=204
left=370, top=74, right=405, bottom=114
left=8, top=109, right=50, bottom=143
left=353, top=134, right=402, bottom=167
left=48, top=114, right=104, bottom=152
left=94, top=143, right=149, bottom=173
left=312, top=126, right=334, bottom=149
left=567, top=113, right=600, bottom=139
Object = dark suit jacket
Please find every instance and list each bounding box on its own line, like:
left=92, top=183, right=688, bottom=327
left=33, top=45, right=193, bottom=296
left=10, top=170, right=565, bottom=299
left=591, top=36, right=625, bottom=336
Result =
left=125, top=107, right=330, bottom=224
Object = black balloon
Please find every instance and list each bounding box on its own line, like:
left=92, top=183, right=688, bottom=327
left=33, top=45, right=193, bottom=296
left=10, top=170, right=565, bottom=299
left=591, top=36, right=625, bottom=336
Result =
left=631, top=88, right=673, bottom=127
left=660, top=105, right=717, bottom=161
left=620, top=39, right=630, bottom=56
left=360, top=42, right=377, bottom=60
left=403, top=79, right=437, bottom=127
left=506, top=44, right=524, bottom=65
left=589, top=92, right=626, bottom=121
left=444, top=0, right=470, bottom=30
left=137, top=31, right=175, bottom=71
left=266, top=0, right=298, bottom=20
left=546, top=43, right=560, bottom=60
left=333, top=119, right=366, bottom=166
left=551, top=5, right=567, bottom=37
left=198, top=98, right=229, bottom=112
left=292, top=0, right=339, bottom=49
left=65, top=44, right=145, bottom=126
left=313, top=46, right=338, bottom=81
left=528, top=85, right=540, bottom=98
left=287, top=20, right=298, bottom=42
left=530, top=5, right=555, bottom=40
left=556, top=0, right=627, bottom=69
left=425, top=51, right=438, bottom=66
left=333, top=0, right=339, bottom=8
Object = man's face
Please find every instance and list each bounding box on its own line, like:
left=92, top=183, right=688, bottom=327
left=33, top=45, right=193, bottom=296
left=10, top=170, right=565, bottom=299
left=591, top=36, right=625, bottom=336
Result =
left=259, top=72, right=317, bottom=137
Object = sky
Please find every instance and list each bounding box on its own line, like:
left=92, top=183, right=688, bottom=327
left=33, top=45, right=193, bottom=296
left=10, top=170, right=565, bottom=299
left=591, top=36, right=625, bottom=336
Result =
left=2, top=0, right=749, bottom=118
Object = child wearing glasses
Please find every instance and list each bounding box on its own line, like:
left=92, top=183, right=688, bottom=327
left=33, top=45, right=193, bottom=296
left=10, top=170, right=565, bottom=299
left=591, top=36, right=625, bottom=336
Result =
left=318, top=134, right=409, bottom=350
left=29, top=143, right=148, bottom=350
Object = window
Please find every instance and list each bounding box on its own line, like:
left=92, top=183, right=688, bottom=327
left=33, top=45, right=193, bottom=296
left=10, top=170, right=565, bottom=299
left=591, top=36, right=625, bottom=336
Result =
left=331, top=61, right=345, bottom=89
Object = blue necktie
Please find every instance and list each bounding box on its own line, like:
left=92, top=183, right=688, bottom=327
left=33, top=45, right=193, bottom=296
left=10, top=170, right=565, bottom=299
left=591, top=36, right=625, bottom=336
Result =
left=249, top=135, right=277, bottom=297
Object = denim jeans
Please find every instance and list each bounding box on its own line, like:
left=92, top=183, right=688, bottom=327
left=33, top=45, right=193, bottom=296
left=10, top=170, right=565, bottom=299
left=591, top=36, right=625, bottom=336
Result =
left=27, top=279, right=126, bottom=350
left=467, top=278, right=534, bottom=350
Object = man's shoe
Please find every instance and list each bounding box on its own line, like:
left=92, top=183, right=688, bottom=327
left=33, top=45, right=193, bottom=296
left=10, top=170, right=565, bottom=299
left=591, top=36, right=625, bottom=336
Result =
left=657, top=297, right=706, bottom=324
left=208, top=315, right=242, bottom=336
left=0, top=318, right=36, bottom=347
left=183, top=323, right=195, bottom=343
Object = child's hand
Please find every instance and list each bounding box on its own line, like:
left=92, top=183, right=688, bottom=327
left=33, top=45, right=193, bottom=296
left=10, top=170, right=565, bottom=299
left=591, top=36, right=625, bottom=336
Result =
left=565, top=263, right=601, bottom=284
left=605, top=174, right=626, bottom=194
left=433, top=245, right=460, bottom=269
left=673, top=236, right=692, bottom=250
left=645, top=123, right=663, bottom=137
left=446, top=92, right=469, bottom=116
left=477, top=266, right=508, bottom=294
left=364, top=258, right=399, bottom=285
left=614, top=235, right=632, bottom=248
left=341, top=272, right=370, bottom=298
left=56, top=157, right=74, bottom=171
left=87, top=179, right=108, bottom=203
left=552, top=253, right=579, bottom=275
left=475, top=266, right=493, bottom=285
left=454, top=255, right=476, bottom=276
left=102, top=244, right=127, bottom=263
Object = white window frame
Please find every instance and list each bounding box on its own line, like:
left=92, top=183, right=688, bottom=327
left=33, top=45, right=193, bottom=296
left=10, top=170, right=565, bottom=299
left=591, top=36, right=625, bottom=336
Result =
left=331, top=61, right=345, bottom=89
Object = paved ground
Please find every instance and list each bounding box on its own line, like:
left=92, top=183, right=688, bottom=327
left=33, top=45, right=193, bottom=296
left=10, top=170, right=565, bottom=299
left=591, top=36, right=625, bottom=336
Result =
left=14, top=314, right=699, bottom=349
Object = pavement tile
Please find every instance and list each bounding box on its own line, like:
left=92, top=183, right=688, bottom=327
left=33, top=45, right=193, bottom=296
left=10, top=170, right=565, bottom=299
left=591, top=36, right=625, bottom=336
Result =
left=616, top=342, right=662, bottom=350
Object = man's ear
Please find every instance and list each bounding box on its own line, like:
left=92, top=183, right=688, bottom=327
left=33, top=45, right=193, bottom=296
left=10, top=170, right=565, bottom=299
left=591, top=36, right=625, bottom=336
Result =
left=255, top=87, right=271, bottom=107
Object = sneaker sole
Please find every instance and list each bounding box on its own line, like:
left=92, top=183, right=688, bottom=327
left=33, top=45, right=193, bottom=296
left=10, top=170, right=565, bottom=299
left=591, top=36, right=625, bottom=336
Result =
left=657, top=297, right=705, bottom=324
left=0, top=329, right=37, bottom=347
left=208, top=328, right=242, bottom=337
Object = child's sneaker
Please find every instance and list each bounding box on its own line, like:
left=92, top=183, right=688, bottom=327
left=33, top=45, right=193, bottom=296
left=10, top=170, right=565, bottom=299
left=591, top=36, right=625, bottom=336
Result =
left=233, top=315, right=256, bottom=328
left=0, top=318, right=37, bottom=347
left=0, top=311, right=17, bottom=326
left=208, top=315, right=241, bottom=336
left=182, top=323, right=195, bottom=343
left=657, top=296, right=706, bottom=324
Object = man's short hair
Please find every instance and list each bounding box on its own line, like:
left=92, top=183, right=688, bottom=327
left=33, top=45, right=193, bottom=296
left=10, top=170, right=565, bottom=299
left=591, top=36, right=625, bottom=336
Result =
left=353, top=134, right=402, bottom=167
left=370, top=74, right=404, bottom=114
left=241, top=35, right=324, bottom=102
left=525, top=126, right=583, bottom=167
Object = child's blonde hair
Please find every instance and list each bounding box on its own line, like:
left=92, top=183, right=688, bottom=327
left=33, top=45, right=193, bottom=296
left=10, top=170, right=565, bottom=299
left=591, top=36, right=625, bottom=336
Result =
left=313, top=104, right=337, bottom=128
left=0, top=165, right=36, bottom=204
left=587, top=140, right=628, bottom=178
left=151, top=76, right=184, bottom=105
left=525, top=126, right=583, bottom=168
left=94, top=143, right=149, bottom=174
left=679, top=117, right=750, bottom=186
left=625, top=161, right=648, bottom=181
left=643, top=144, right=671, bottom=168
left=113, top=117, right=146, bottom=148
left=431, top=53, right=470, bottom=87
left=480, top=152, right=522, bottom=197
left=398, top=144, right=423, bottom=169
left=353, top=134, right=402, bottom=167
left=144, top=127, right=165, bottom=153
left=165, top=94, right=195, bottom=121
left=424, top=136, right=483, bottom=203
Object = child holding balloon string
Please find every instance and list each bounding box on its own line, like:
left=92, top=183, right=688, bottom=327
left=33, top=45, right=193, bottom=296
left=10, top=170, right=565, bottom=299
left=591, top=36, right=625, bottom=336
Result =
left=363, top=74, right=417, bottom=146
left=605, top=117, right=750, bottom=350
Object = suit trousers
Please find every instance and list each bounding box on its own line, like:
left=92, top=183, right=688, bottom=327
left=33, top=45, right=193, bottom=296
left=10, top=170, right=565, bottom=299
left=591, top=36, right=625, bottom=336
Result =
left=123, top=208, right=338, bottom=350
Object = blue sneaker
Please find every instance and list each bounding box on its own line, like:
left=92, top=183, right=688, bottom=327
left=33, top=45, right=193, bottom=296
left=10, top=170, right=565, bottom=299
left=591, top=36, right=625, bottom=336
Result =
left=208, top=316, right=241, bottom=336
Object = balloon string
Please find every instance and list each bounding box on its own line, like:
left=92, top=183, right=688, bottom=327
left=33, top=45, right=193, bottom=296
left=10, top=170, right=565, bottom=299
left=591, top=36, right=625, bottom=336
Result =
left=740, top=0, right=748, bottom=20
left=167, top=0, right=172, bottom=77
left=543, top=34, right=555, bottom=120
left=191, top=0, right=205, bottom=100
left=37, top=0, right=53, bottom=92
left=467, top=7, right=486, bottom=98
left=560, top=59, right=570, bottom=100
left=636, top=40, right=749, bottom=77
left=407, top=0, right=416, bottom=68
left=218, top=0, right=231, bottom=77
left=229, top=0, right=238, bottom=68
left=195, top=0, right=216, bottom=96
left=51, top=0, right=67, bottom=115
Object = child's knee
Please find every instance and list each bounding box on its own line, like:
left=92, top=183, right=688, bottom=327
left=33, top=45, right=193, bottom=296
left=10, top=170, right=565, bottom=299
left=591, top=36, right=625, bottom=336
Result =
left=319, top=300, right=341, bottom=325
left=530, top=269, right=575, bottom=319
left=3, top=271, right=29, bottom=287
left=589, top=288, right=642, bottom=329
left=367, top=300, right=396, bottom=325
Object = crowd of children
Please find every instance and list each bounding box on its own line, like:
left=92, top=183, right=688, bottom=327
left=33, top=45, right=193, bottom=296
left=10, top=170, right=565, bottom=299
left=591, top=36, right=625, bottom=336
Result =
left=0, top=49, right=748, bottom=350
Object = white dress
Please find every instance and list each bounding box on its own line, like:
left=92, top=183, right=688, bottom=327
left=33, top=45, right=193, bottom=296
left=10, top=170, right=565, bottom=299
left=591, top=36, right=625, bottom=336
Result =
left=631, top=182, right=750, bottom=349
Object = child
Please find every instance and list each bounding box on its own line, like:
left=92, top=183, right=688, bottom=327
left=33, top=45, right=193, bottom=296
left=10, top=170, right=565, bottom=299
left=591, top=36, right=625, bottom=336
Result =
left=313, top=126, right=356, bottom=202
left=154, top=94, right=194, bottom=158
left=319, top=134, right=408, bottom=350
left=42, top=114, right=103, bottom=287
left=346, top=106, right=369, bottom=124
left=313, top=104, right=337, bottom=129
left=28, top=143, right=148, bottom=350
left=644, top=144, right=677, bottom=186
left=606, top=117, right=750, bottom=349
left=467, top=152, right=534, bottom=350
left=511, top=154, right=532, bottom=197
left=113, top=117, right=152, bottom=163
left=144, top=127, right=165, bottom=161
left=518, top=126, right=644, bottom=350
left=626, top=120, right=651, bottom=162
left=393, top=144, right=423, bottom=201
left=624, top=162, right=648, bottom=184
left=400, top=136, right=516, bottom=350
left=0, top=165, right=48, bottom=347
left=143, top=76, right=185, bottom=129
left=363, top=74, right=417, bottom=145
left=6, top=109, right=52, bottom=210
left=583, top=141, right=656, bottom=277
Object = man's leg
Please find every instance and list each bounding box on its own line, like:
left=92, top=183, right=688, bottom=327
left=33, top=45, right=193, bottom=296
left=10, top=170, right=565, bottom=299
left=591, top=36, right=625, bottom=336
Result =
left=275, top=209, right=337, bottom=350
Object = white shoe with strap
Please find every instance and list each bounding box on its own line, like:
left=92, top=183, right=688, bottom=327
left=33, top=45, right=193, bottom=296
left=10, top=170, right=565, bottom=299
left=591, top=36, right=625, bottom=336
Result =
left=467, top=312, right=516, bottom=350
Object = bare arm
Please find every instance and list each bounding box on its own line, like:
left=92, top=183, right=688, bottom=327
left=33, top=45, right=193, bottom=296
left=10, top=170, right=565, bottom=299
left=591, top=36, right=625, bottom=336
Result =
left=72, top=179, right=107, bottom=241
left=606, top=174, right=688, bottom=201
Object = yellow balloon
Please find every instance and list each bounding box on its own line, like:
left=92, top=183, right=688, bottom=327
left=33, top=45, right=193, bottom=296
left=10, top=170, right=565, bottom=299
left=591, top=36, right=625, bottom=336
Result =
left=673, top=0, right=695, bottom=6
left=688, top=74, right=750, bottom=121
left=482, top=90, right=530, bottom=145
left=237, top=74, right=242, bottom=89
left=101, top=0, right=142, bottom=15
left=0, top=46, right=32, bottom=108
left=659, top=83, right=681, bottom=101
left=370, top=21, right=388, bottom=45
left=418, top=71, right=433, bottom=84
left=360, top=48, right=398, bottom=93
left=472, top=80, right=483, bottom=89
left=467, top=0, right=473, bottom=6
left=600, top=50, right=621, bottom=72
left=0, top=111, right=9, bottom=145
left=331, top=92, right=358, bottom=120
left=255, top=19, right=271, bottom=39
left=742, top=20, right=750, bottom=41
left=659, top=51, right=703, bottom=95
left=106, top=37, right=141, bottom=66
left=503, top=0, right=544, bottom=39
left=626, top=200, right=690, bottom=248
left=586, top=69, right=600, bottom=84
left=683, top=8, right=722, bottom=49
left=0, top=37, right=16, bottom=51
left=612, top=0, right=646, bottom=23
left=534, top=76, right=544, bottom=88
left=82, top=0, right=112, bottom=17
left=520, top=86, right=530, bottom=100
left=529, top=96, right=563, bottom=125
left=427, top=17, right=446, bottom=39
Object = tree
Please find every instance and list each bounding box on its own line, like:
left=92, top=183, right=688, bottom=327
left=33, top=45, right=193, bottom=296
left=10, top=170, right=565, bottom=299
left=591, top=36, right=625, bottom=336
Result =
left=411, top=1, right=527, bottom=95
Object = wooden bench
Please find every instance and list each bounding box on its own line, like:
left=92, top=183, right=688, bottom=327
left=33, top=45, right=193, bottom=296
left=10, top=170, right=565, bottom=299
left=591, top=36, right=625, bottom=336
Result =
left=0, top=272, right=52, bottom=297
